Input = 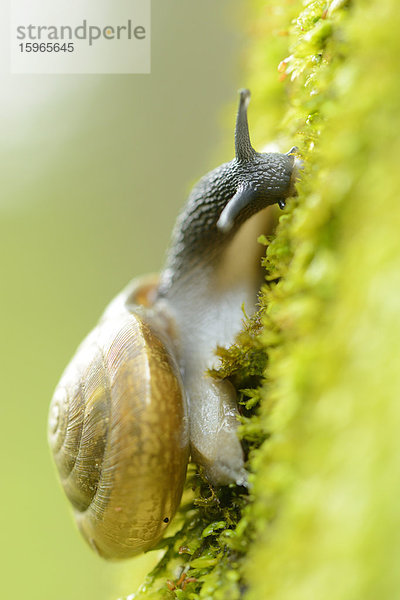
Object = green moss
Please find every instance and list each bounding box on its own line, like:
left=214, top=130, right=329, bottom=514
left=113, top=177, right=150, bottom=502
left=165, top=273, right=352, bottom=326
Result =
left=125, top=0, right=400, bottom=597
left=246, top=0, right=400, bottom=598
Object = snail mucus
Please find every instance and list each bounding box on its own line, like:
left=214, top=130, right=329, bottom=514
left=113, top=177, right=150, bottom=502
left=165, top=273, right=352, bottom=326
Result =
left=48, top=89, right=298, bottom=560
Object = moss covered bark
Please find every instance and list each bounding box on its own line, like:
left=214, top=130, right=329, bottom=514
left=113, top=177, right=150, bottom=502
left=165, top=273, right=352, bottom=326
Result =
left=126, top=0, right=400, bottom=597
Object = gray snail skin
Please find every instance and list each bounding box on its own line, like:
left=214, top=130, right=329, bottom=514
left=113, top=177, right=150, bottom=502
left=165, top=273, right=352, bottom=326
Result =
left=48, top=89, right=298, bottom=560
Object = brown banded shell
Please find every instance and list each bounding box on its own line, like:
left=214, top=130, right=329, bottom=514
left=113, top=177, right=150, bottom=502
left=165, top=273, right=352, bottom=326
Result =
left=48, top=281, right=189, bottom=559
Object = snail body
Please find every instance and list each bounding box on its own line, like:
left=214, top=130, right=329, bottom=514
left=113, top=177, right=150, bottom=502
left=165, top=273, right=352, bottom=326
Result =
left=48, top=89, right=298, bottom=559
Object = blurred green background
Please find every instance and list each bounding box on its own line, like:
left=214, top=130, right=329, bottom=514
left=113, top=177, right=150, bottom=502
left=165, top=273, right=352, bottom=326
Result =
left=0, top=2, right=245, bottom=598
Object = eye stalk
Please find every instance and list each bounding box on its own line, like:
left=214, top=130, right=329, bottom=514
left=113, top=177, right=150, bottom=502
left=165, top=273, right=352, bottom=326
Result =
left=235, top=88, right=256, bottom=162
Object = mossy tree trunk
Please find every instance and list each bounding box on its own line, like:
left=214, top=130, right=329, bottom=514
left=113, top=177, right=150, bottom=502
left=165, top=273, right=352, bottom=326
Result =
left=127, top=1, right=400, bottom=598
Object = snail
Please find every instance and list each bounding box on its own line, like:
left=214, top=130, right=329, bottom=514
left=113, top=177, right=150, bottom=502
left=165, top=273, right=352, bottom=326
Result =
left=48, top=89, right=298, bottom=560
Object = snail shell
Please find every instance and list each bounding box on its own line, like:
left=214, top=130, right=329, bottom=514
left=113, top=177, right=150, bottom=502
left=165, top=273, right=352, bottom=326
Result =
left=48, top=277, right=189, bottom=559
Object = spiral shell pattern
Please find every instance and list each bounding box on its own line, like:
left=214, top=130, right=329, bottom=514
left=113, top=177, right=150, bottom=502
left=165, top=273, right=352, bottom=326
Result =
left=48, top=283, right=189, bottom=559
